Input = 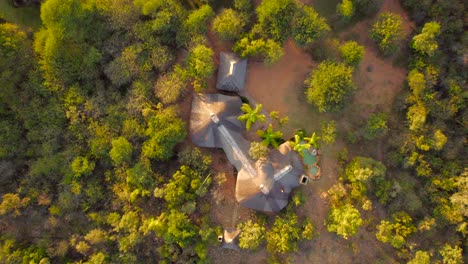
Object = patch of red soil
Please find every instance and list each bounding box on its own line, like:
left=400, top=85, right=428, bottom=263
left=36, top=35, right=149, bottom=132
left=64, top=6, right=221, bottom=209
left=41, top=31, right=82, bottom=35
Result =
left=244, top=39, right=316, bottom=116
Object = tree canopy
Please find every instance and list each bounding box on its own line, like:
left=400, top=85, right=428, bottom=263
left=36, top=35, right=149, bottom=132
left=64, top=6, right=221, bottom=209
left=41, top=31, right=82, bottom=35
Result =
left=306, top=61, right=355, bottom=112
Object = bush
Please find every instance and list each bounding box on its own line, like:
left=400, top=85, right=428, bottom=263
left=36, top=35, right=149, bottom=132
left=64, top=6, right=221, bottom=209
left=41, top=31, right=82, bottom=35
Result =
left=363, top=112, right=388, bottom=140
left=339, top=41, right=364, bottom=66
left=371, top=12, right=403, bottom=55
left=292, top=6, right=330, bottom=47
left=376, top=211, right=416, bottom=249
left=305, top=61, right=355, bottom=112
left=212, top=9, right=245, bottom=41
left=237, top=219, right=266, bottom=250
left=326, top=203, right=362, bottom=239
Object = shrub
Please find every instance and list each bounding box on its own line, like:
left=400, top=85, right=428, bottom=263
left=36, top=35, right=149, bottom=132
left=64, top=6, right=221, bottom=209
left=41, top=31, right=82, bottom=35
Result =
left=371, top=12, right=403, bottom=55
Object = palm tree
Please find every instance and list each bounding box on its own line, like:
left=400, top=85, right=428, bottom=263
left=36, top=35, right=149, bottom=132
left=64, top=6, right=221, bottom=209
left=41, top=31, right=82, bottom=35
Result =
left=238, top=103, right=266, bottom=131
left=290, top=134, right=311, bottom=156
left=304, top=132, right=321, bottom=149
left=257, top=124, right=283, bottom=148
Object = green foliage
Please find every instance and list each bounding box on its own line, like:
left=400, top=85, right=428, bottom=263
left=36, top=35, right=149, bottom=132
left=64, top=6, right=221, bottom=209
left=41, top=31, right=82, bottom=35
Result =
left=155, top=65, right=188, bottom=105
left=234, top=0, right=252, bottom=13
left=238, top=103, right=266, bottom=131
left=376, top=211, right=416, bottom=248
left=0, top=238, right=49, bottom=264
left=320, top=120, right=337, bottom=145
left=364, top=112, right=388, bottom=140
left=256, top=0, right=296, bottom=42
left=326, top=203, right=363, bottom=239
left=146, top=210, right=197, bottom=248
left=237, top=219, right=266, bottom=250
left=407, top=69, right=426, bottom=98
left=439, top=244, right=463, bottom=264
left=109, top=137, right=133, bottom=165
left=432, top=129, right=447, bottom=151
left=266, top=212, right=302, bottom=254
left=178, top=147, right=212, bottom=176
left=450, top=170, right=468, bottom=218
left=71, top=156, right=95, bottom=178
left=292, top=6, right=330, bottom=47
left=408, top=251, right=430, bottom=264
left=212, top=9, right=245, bottom=41
left=345, top=157, right=386, bottom=183
left=155, top=165, right=209, bottom=208
left=306, top=61, right=355, bottom=112
left=301, top=218, right=315, bottom=240
left=337, top=0, right=354, bottom=21
left=249, top=142, right=269, bottom=160
left=257, top=124, right=283, bottom=148
left=304, top=132, right=321, bottom=149
left=339, top=41, right=364, bottom=66
left=234, top=37, right=284, bottom=65
left=186, top=44, right=214, bottom=91
left=142, top=107, right=186, bottom=160
left=407, top=103, right=427, bottom=131
left=126, top=161, right=154, bottom=191
left=0, top=193, right=30, bottom=216
left=411, top=22, right=441, bottom=57
left=183, top=5, right=214, bottom=36
left=371, top=12, right=404, bottom=55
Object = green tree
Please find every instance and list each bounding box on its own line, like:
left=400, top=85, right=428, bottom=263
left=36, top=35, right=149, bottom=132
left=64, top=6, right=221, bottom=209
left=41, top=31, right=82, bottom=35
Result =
left=266, top=212, right=301, bottom=254
left=238, top=103, right=266, bottom=131
left=257, top=124, right=283, bottom=148
left=439, top=244, right=463, bottom=264
left=407, top=103, right=427, bottom=131
left=142, top=108, right=186, bottom=161
left=212, top=9, right=245, bottom=41
left=233, top=37, right=284, bottom=65
left=339, top=41, right=365, bottom=66
left=407, top=69, right=426, bottom=97
left=320, top=120, right=337, bottom=144
left=234, top=0, right=252, bottom=13
left=306, top=61, right=355, bottom=112
left=411, top=22, right=441, bottom=56
left=237, top=219, right=266, bottom=250
left=376, top=211, right=416, bottom=248
left=256, top=0, right=295, bottom=41
left=0, top=193, right=30, bottom=216
left=371, top=12, right=404, bottom=55
left=249, top=142, right=269, bottom=160
left=180, top=4, right=214, bottom=45
left=304, top=132, right=321, bottom=149
left=363, top=112, right=388, bottom=140
left=326, top=203, right=363, bottom=239
left=433, top=129, right=447, bottom=150
left=186, top=44, right=214, bottom=91
left=292, top=6, right=330, bottom=47
left=337, top=0, right=354, bottom=21
left=408, top=251, right=430, bottom=264
left=290, top=134, right=311, bottom=156
left=71, top=156, right=95, bottom=178
left=155, top=65, right=188, bottom=105
left=109, top=137, right=133, bottom=165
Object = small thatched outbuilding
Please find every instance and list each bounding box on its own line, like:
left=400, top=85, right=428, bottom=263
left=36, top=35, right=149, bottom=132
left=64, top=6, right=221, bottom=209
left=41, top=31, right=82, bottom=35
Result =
left=216, top=52, right=247, bottom=92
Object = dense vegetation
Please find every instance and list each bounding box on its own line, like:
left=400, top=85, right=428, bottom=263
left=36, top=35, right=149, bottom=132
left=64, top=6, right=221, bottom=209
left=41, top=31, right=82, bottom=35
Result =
left=0, top=0, right=466, bottom=263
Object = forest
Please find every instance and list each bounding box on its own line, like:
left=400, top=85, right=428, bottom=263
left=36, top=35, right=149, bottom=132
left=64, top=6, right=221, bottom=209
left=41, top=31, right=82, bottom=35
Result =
left=0, top=0, right=466, bottom=263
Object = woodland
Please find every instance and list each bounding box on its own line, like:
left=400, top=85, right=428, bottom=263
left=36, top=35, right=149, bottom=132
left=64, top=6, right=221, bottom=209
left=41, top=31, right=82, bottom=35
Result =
left=0, top=0, right=466, bottom=263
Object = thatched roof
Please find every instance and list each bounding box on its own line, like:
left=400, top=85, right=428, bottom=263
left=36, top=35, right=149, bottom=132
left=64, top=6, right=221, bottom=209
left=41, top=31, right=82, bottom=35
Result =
left=222, top=228, right=241, bottom=250
left=216, top=52, right=247, bottom=92
left=189, top=93, right=305, bottom=213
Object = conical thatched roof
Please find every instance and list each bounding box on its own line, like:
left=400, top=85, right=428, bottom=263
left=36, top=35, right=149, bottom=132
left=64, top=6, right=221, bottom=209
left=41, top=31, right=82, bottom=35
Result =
left=190, top=93, right=244, bottom=148
left=216, top=52, right=247, bottom=92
